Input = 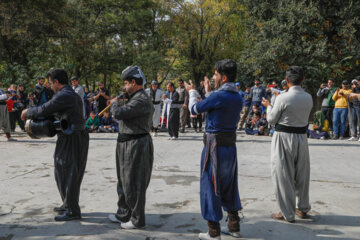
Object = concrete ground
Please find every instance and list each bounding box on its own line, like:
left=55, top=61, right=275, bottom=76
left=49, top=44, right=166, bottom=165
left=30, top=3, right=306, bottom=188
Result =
left=0, top=129, right=359, bottom=240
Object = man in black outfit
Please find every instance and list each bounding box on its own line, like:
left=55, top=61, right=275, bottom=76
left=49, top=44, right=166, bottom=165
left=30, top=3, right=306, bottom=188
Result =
left=22, top=69, right=89, bottom=221
left=94, top=82, right=110, bottom=113
left=163, top=82, right=181, bottom=140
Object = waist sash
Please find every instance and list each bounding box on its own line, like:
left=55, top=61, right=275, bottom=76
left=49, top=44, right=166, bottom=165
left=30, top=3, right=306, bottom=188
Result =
left=117, top=132, right=149, bottom=142
left=153, top=101, right=161, bottom=105
left=203, top=132, right=236, bottom=146
left=202, top=132, right=236, bottom=196
left=275, top=124, right=307, bottom=134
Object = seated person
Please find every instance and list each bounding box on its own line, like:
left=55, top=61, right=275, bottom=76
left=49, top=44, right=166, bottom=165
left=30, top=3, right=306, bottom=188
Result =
left=98, top=110, right=116, bottom=133
left=245, top=104, right=262, bottom=128
left=245, top=111, right=268, bottom=136
left=85, top=111, right=99, bottom=133
left=309, top=111, right=330, bottom=140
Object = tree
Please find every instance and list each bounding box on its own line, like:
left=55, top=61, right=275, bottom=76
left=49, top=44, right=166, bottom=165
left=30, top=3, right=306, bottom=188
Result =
left=239, top=0, right=360, bottom=93
left=165, top=0, right=245, bottom=86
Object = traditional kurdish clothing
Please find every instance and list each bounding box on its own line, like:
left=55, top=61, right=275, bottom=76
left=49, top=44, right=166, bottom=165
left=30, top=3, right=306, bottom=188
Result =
left=111, top=89, right=154, bottom=228
left=163, top=90, right=181, bottom=138
left=145, top=87, right=163, bottom=130
left=27, top=85, right=89, bottom=218
left=189, top=82, right=243, bottom=223
left=177, top=86, right=189, bottom=132
left=0, top=90, right=11, bottom=134
left=267, top=85, right=313, bottom=222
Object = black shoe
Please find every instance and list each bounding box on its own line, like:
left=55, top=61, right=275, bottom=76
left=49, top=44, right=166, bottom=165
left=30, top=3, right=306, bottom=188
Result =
left=53, top=205, right=68, bottom=212
left=54, top=211, right=81, bottom=221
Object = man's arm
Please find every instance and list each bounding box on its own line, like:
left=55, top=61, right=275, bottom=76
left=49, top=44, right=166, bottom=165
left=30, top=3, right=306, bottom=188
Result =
left=190, top=92, right=221, bottom=115
left=25, top=93, right=70, bottom=120
left=262, top=96, right=283, bottom=125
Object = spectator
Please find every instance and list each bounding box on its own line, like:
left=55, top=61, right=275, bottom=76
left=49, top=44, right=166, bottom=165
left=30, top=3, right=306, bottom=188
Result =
left=245, top=111, right=268, bottom=135
left=246, top=104, right=261, bottom=128
left=317, top=78, right=337, bottom=132
left=348, top=79, right=360, bottom=141
left=163, top=82, right=181, bottom=140
left=189, top=87, right=202, bottom=132
left=176, top=79, right=189, bottom=133
left=33, top=76, right=53, bottom=106
left=85, top=111, right=99, bottom=133
left=238, top=84, right=251, bottom=130
left=98, top=111, right=115, bottom=133
left=8, top=85, right=19, bottom=132
left=0, top=86, right=16, bottom=141
left=332, top=80, right=352, bottom=139
left=71, top=77, right=86, bottom=119
left=250, top=78, right=266, bottom=108
left=309, top=111, right=330, bottom=140
left=94, top=82, right=110, bottom=114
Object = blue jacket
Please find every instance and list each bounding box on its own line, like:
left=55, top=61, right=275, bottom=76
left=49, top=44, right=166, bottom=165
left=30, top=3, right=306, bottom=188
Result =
left=191, top=83, right=243, bottom=133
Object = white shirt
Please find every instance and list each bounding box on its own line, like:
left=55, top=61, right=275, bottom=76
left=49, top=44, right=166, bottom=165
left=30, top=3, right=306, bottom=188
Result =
left=267, top=86, right=313, bottom=127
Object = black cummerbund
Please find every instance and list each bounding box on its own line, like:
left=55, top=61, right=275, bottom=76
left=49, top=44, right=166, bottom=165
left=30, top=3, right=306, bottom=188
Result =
left=117, top=133, right=149, bottom=142
left=153, top=101, right=161, bottom=105
left=178, top=101, right=184, bottom=104
left=275, top=124, right=307, bottom=134
left=0, top=102, right=6, bottom=105
left=203, top=132, right=236, bottom=147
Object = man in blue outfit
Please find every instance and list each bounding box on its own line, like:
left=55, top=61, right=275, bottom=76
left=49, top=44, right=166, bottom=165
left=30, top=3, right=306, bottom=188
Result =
left=186, top=59, right=243, bottom=239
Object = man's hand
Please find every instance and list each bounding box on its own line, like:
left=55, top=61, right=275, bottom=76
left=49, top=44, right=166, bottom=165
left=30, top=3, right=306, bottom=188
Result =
left=21, top=109, right=28, bottom=121
left=349, top=93, right=360, bottom=101
left=272, top=91, right=279, bottom=97
left=184, top=80, right=195, bottom=92
left=183, top=104, right=188, bottom=110
left=204, top=76, right=211, bottom=94
left=110, top=96, right=119, bottom=105
left=261, top=97, right=271, bottom=108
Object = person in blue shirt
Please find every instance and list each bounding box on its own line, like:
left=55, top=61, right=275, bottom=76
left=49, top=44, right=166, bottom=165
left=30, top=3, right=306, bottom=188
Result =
left=250, top=79, right=266, bottom=108
left=238, top=84, right=251, bottom=130
left=187, top=59, right=243, bottom=239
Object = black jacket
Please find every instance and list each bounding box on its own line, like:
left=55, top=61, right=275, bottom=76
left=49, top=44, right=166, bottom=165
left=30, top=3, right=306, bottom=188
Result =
left=27, top=85, right=84, bottom=129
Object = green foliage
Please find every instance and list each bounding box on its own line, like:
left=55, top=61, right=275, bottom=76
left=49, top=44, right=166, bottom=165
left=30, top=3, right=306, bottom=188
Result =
left=239, top=0, right=360, bottom=93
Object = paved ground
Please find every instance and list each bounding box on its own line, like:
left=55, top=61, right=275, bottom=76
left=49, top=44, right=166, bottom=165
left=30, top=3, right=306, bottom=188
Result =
left=0, top=129, right=360, bottom=240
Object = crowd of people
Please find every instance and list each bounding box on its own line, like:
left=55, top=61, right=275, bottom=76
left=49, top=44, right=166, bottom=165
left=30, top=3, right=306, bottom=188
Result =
left=2, top=62, right=358, bottom=239
left=2, top=74, right=360, bottom=143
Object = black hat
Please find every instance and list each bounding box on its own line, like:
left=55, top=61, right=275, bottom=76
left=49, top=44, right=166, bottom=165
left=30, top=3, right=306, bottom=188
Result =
left=121, top=65, right=146, bottom=85
left=342, top=80, right=349, bottom=85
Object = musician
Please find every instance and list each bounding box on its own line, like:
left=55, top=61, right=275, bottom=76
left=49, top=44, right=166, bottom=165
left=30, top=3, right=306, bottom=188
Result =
left=21, top=68, right=89, bottom=221
left=108, top=65, right=154, bottom=229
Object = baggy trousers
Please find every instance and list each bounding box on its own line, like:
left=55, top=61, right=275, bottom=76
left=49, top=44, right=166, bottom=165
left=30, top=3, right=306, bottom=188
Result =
left=0, top=105, right=10, bottom=133
left=271, top=132, right=311, bottom=221
left=168, top=108, right=180, bottom=138
left=200, top=145, right=242, bottom=222
left=115, top=135, right=154, bottom=227
left=152, top=104, right=162, bottom=129
left=54, top=130, right=89, bottom=215
left=180, top=106, right=188, bottom=130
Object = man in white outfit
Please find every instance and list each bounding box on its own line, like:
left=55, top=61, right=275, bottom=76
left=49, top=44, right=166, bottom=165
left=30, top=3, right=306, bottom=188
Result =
left=145, top=81, right=163, bottom=136
left=262, top=66, right=313, bottom=223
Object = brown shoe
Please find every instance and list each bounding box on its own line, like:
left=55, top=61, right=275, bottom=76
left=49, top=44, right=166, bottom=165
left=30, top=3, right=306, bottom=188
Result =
left=295, top=209, right=308, bottom=219
left=271, top=212, right=294, bottom=223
